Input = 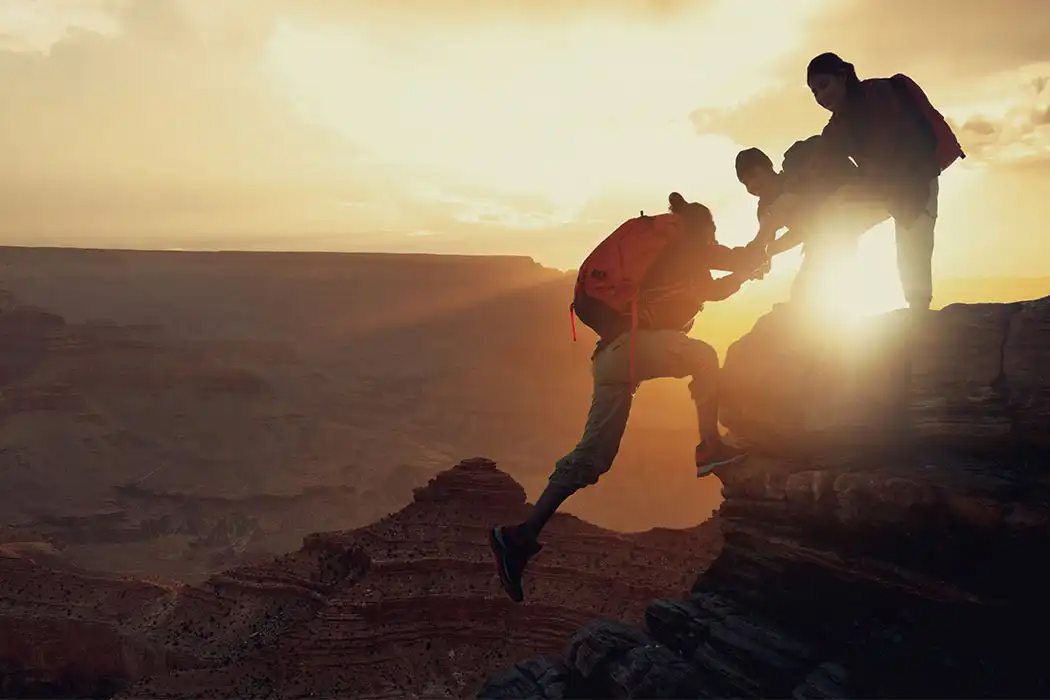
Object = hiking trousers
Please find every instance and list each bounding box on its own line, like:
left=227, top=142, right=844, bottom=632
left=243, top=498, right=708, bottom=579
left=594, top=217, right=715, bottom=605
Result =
left=789, top=178, right=938, bottom=309
left=895, top=177, right=938, bottom=310
left=548, top=330, right=718, bottom=492
left=791, top=235, right=858, bottom=305
left=789, top=193, right=888, bottom=304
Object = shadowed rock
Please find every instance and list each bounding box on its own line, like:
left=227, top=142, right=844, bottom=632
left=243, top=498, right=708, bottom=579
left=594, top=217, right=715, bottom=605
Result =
left=484, top=296, right=1050, bottom=699
left=0, top=458, right=722, bottom=698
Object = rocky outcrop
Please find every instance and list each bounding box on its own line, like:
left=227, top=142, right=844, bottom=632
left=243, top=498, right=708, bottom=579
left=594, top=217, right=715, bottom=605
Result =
left=0, top=458, right=722, bottom=698
left=482, top=297, right=1050, bottom=699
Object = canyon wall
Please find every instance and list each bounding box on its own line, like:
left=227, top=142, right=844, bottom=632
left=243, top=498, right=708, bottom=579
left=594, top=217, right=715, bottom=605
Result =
left=0, top=458, right=723, bottom=698
left=482, top=297, right=1050, bottom=698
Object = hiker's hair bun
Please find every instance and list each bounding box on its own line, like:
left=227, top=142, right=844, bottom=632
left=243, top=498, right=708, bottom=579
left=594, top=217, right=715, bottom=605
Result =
left=668, top=192, right=687, bottom=213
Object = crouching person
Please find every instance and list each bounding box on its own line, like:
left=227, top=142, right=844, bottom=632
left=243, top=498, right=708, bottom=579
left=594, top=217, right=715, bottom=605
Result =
left=489, top=192, right=768, bottom=603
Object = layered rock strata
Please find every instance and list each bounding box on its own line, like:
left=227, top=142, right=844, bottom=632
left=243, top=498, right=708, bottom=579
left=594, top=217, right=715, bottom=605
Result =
left=0, top=459, right=722, bottom=698
left=482, top=297, right=1050, bottom=699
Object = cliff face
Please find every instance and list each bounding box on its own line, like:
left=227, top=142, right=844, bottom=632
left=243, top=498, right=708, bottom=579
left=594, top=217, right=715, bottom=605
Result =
left=482, top=297, right=1050, bottom=699
left=0, top=458, right=722, bottom=699
left=0, top=250, right=723, bottom=584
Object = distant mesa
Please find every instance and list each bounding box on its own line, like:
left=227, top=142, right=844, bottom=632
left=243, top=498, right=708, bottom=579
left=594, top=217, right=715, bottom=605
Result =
left=0, top=457, right=722, bottom=699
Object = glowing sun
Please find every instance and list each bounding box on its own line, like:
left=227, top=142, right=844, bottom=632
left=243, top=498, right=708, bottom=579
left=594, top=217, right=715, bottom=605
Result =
left=807, top=220, right=908, bottom=322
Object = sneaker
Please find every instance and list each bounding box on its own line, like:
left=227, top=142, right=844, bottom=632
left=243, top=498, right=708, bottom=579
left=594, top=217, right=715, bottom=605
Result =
left=489, top=525, right=542, bottom=603
left=695, top=441, right=748, bottom=477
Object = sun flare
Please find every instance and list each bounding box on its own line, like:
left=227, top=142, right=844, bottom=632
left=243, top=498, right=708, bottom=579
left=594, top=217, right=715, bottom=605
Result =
left=806, top=220, right=907, bottom=324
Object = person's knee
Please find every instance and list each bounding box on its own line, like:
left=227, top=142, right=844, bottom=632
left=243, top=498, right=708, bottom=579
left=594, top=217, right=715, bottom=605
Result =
left=683, top=340, right=719, bottom=402
left=685, top=339, right=719, bottom=375
left=548, top=452, right=609, bottom=492
left=897, top=215, right=936, bottom=251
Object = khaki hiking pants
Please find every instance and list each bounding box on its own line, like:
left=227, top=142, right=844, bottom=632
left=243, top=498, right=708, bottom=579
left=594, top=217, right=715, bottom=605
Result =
left=790, top=196, right=886, bottom=304
left=791, top=177, right=938, bottom=310
left=548, top=330, right=718, bottom=492
left=895, top=178, right=938, bottom=310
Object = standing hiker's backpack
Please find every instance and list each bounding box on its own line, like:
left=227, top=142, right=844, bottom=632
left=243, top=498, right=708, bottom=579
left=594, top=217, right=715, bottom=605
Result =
left=569, top=212, right=689, bottom=385
left=890, top=73, right=965, bottom=172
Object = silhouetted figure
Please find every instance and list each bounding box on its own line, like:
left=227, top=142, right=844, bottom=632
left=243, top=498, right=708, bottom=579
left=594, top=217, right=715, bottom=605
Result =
left=803, top=52, right=965, bottom=313
left=735, top=138, right=882, bottom=304
left=489, top=192, right=769, bottom=603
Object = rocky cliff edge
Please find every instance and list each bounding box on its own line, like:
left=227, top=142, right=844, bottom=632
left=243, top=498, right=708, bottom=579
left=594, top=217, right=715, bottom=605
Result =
left=482, top=297, right=1050, bottom=699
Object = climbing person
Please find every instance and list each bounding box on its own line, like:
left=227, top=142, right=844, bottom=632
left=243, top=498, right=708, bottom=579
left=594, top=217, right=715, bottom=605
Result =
left=489, top=192, right=769, bottom=603
left=734, top=137, right=883, bottom=305
left=802, top=52, right=965, bottom=313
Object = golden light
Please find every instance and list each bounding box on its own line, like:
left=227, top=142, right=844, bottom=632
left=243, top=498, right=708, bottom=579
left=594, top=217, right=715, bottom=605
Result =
left=4, top=0, right=120, bottom=47
left=803, top=219, right=906, bottom=326
left=262, top=0, right=831, bottom=217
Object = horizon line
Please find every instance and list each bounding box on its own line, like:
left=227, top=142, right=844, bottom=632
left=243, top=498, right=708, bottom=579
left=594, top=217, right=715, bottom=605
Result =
left=2, top=243, right=1050, bottom=283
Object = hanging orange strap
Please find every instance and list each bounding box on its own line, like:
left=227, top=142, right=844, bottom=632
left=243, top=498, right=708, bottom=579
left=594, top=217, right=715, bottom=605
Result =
left=569, top=302, right=577, bottom=342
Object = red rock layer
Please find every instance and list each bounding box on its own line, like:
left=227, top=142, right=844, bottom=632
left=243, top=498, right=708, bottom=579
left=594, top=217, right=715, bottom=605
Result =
left=0, top=458, right=722, bottom=698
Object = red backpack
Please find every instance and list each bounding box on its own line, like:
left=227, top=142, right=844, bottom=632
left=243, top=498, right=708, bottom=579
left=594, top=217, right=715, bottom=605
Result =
left=891, top=73, right=965, bottom=172
left=569, top=212, right=688, bottom=385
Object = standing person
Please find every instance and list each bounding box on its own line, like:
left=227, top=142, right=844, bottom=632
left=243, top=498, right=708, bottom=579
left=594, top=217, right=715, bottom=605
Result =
left=488, top=192, right=768, bottom=603
left=804, top=52, right=965, bottom=313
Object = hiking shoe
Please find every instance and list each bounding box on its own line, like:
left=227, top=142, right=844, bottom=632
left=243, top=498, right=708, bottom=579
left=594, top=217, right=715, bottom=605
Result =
left=489, top=525, right=542, bottom=603
left=695, top=441, right=748, bottom=477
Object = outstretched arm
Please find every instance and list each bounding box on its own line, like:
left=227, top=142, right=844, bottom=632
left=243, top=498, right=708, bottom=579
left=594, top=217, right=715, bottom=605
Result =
left=706, top=240, right=768, bottom=273
left=768, top=227, right=804, bottom=257
left=706, top=271, right=751, bottom=302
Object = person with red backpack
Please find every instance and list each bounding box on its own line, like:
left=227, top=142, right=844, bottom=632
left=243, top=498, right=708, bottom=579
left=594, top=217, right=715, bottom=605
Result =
left=803, top=52, right=965, bottom=313
left=488, top=192, right=769, bottom=603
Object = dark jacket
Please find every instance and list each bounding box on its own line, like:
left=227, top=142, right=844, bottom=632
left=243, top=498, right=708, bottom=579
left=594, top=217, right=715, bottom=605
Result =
left=816, top=76, right=941, bottom=222
left=758, top=141, right=861, bottom=255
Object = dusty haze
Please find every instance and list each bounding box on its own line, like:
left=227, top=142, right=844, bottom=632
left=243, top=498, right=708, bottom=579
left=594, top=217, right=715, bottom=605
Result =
left=3, top=246, right=1048, bottom=583
left=0, top=247, right=728, bottom=582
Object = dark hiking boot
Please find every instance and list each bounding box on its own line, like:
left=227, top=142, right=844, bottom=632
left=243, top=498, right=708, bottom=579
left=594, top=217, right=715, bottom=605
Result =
left=489, top=524, right=542, bottom=603
left=695, top=441, right=748, bottom=477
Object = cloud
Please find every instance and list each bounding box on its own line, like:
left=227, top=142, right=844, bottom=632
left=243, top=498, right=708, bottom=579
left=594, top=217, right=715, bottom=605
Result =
left=0, top=0, right=119, bottom=52
left=262, top=0, right=834, bottom=233
left=0, top=0, right=388, bottom=242
left=271, top=0, right=701, bottom=27
left=799, top=0, right=1050, bottom=87
left=685, top=0, right=1050, bottom=165
left=691, top=45, right=1050, bottom=172
left=689, top=87, right=831, bottom=165
left=955, top=70, right=1050, bottom=163
left=2, top=0, right=827, bottom=250
left=3, top=0, right=1050, bottom=271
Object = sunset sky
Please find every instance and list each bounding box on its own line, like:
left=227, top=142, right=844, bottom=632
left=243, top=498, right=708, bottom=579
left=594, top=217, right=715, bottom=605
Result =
left=3, top=0, right=1049, bottom=289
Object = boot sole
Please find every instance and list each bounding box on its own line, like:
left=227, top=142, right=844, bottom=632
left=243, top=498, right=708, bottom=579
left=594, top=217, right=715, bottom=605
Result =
left=489, top=527, right=524, bottom=603
left=696, top=452, right=749, bottom=477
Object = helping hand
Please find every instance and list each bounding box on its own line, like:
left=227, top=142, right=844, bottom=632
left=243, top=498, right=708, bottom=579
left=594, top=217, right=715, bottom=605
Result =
left=751, top=259, right=776, bottom=281
left=746, top=242, right=771, bottom=281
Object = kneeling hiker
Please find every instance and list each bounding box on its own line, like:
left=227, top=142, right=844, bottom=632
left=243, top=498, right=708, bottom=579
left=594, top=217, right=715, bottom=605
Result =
left=489, top=192, right=768, bottom=603
left=735, top=136, right=884, bottom=304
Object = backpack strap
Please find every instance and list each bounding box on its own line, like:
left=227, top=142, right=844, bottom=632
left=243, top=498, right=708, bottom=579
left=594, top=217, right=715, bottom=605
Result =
left=889, top=75, right=941, bottom=156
